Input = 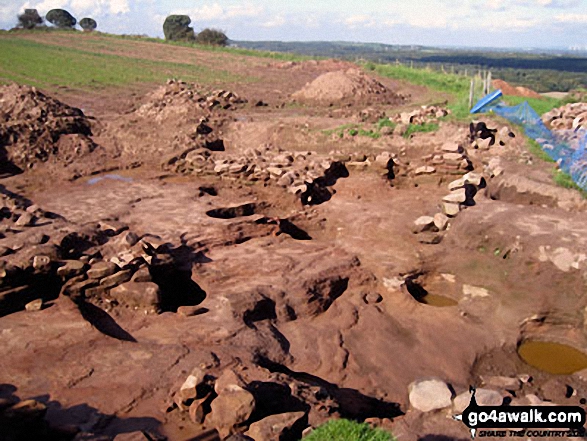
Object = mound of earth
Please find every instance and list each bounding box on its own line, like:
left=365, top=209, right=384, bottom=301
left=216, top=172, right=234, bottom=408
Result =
left=100, top=79, right=246, bottom=160
left=292, top=68, right=403, bottom=105
left=492, top=79, right=541, bottom=99
left=0, top=83, right=96, bottom=172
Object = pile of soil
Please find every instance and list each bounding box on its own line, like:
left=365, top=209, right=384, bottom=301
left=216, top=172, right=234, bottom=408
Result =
left=492, top=79, right=541, bottom=99
left=542, top=102, right=587, bottom=130
left=292, top=68, right=403, bottom=105
left=101, top=79, right=246, bottom=159
left=0, top=84, right=95, bottom=172
left=135, top=79, right=246, bottom=123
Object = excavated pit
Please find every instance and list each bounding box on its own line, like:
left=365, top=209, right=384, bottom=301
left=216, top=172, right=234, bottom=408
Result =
left=518, top=340, right=587, bottom=375
left=404, top=276, right=458, bottom=308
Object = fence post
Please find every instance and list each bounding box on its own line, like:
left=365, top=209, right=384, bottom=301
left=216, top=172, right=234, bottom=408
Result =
left=469, top=79, right=475, bottom=111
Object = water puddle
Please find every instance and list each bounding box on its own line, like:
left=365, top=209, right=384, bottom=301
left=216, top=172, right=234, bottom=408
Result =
left=518, top=340, right=587, bottom=375
left=420, top=294, right=458, bottom=307
left=404, top=276, right=457, bottom=307
left=87, top=174, right=134, bottom=185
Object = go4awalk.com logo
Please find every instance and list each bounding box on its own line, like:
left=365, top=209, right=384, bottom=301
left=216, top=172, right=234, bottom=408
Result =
left=453, top=387, right=587, bottom=439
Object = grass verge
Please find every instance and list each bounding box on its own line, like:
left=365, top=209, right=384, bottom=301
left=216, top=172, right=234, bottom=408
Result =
left=304, top=419, right=395, bottom=441
left=552, top=168, right=587, bottom=198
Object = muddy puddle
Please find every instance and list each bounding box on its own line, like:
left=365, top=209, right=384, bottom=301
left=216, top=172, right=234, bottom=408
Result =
left=419, top=294, right=458, bottom=307
left=405, top=277, right=458, bottom=307
left=518, top=340, right=587, bottom=375
left=87, top=174, right=134, bottom=185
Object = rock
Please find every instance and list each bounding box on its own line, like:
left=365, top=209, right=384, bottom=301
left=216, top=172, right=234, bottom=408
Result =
left=188, top=395, right=209, bottom=424
left=277, top=172, right=296, bottom=187
left=99, top=220, right=128, bottom=236
left=210, top=387, right=255, bottom=439
left=442, top=189, right=467, bottom=204
left=363, top=292, right=383, bottom=304
left=4, top=399, right=47, bottom=422
left=481, top=375, right=521, bottom=391
left=87, top=261, right=118, bottom=279
left=32, top=255, right=51, bottom=270
left=25, top=298, right=43, bottom=311
left=453, top=389, right=503, bottom=413
left=448, top=177, right=466, bottom=191
left=267, top=167, right=284, bottom=177
left=15, top=212, right=34, bottom=227
left=414, top=166, right=436, bottom=176
left=442, top=201, right=460, bottom=217
left=413, top=216, right=436, bottom=234
left=462, top=284, right=490, bottom=298
left=214, top=163, right=230, bottom=174
left=462, top=172, right=485, bottom=187
left=441, top=142, right=463, bottom=153
left=476, top=137, right=492, bottom=150
left=179, top=368, right=206, bottom=401
left=215, top=369, right=246, bottom=395
left=109, top=282, right=161, bottom=311
left=433, top=213, right=449, bottom=231
left=246, top=411, right=306, bottom=441
left=57, top=260, right=85, bottom=278
left=122, top=231, right=140, bottom=247
left=99, top=270, right=132, bottom=289
left=131, top=267, right=152, bottom=283
left=113, top=432, right=150, bottom=441
left=443, top=152, right=465, bottom=164
left=408, top=379, right=452, bottom=412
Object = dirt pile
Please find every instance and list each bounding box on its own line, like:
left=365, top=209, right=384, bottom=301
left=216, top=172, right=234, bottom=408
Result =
left=292, top=68, right=405, bottom=105
left=136, top=79, right=247, bottom=122
left=0, top=83, right=96, bottom=172
left=104, top=79, right=247, bottom=160
left=492, top=79, right=541, bottom=98
left=542, top=102, right=587, bottom=130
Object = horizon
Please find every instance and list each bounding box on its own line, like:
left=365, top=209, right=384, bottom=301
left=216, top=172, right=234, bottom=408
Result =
left=1, top=0, right=587, bottom=50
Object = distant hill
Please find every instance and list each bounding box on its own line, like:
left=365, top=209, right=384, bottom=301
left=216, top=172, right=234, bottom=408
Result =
left=232, top=40, right=587, bottom=93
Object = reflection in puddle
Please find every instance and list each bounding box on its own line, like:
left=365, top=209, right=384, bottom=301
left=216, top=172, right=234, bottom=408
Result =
left=87, top=174, right=133, bottom=185
left=420, top=294, right=458, bottom=307
left=518, top=340, right=587, bottom=375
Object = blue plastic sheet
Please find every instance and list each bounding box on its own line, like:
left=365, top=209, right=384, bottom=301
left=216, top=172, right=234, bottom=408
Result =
left=472, top=99, right=587, bottom=191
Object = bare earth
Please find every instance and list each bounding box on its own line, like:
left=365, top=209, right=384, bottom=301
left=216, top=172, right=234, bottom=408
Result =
left=1, top=37, right=587, bottom=441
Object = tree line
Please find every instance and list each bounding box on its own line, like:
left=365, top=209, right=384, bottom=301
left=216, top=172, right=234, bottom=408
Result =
left=15, top=9, right=228, bottom=46
left=17, top=8, right=97, bottom=31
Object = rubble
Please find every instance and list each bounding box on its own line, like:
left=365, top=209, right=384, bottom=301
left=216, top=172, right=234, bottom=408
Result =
left=390, top=105, right=451, bottom=126
left=543, top=102, right=587, bottom=130
left=0, top=83, right=96, bottom=170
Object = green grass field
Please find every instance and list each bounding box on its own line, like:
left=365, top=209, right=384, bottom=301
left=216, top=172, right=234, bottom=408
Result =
left=0, top=34, right=246, bottom=90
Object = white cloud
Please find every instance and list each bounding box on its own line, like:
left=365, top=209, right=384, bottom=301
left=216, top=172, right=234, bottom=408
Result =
left=262, top=15, right=285, bottom=28
left=555, top=12, right=587, bottom=22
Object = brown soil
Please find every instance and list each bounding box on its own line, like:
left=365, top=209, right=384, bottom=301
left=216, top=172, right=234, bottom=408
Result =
left=292, top=68, right=407, bottom=105
left=2, top=42, right=587, bottom=441
left=492, top=79, right=542, bottom=99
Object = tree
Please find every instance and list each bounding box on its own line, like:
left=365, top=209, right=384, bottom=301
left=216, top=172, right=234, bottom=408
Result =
left=79, top=17, right=97, bottom=32
left=16, top=9, right=43, bottom=29
left=195, top=28, right=228, bottom=46
left=46, top=9, right=76, bottom=29
left=163, top=15, right=195, bottom=41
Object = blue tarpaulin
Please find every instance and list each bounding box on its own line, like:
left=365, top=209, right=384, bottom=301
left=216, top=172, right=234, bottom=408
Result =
left=471, top=94, right=587, bottom=191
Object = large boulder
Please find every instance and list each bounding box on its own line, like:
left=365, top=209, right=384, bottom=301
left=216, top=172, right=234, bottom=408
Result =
left=408, top=379, right=452, bottom=412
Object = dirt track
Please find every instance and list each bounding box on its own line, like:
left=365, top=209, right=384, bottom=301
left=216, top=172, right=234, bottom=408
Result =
left=1, top=37, right=587, bottom=441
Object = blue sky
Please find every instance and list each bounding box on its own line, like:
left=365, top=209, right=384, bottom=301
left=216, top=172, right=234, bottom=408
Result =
left=1, top=0, right=586, bottom=48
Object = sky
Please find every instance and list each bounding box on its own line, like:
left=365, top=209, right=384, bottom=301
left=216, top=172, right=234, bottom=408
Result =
left=1, top=0, right=586, bottom=49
